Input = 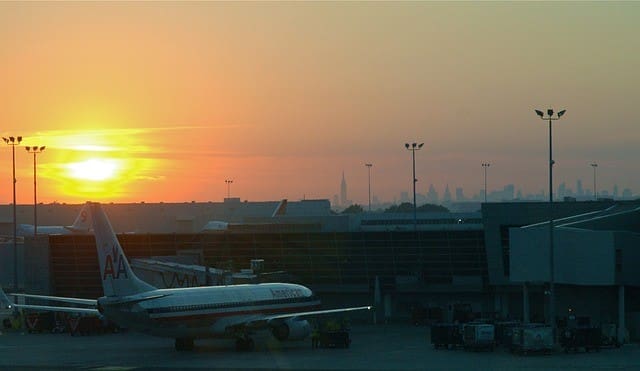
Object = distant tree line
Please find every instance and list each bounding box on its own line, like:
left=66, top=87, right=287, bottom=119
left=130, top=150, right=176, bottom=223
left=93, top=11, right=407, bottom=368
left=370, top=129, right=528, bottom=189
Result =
left=341, top=202, right=449, bottom=214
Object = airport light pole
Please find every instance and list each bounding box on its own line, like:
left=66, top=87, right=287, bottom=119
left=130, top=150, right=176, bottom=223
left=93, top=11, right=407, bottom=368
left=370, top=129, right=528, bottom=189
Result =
left=405, top=142, right=424, bottom=232
left=25, top=146, right=46, bottom=236
left=591, top=163, right=598, bottom=200
left=225, top=179, right=233, bottom=198
left=482, top=163, right=490, bottom=203
left=3, top=136, right=23, bottom=290
left=365, top=163, right=373, bottom=212
left=534, top=108, right=566, bottom=341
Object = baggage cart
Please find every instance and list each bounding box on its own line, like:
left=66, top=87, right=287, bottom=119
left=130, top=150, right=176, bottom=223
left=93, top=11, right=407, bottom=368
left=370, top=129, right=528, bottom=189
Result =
left=510, top=324, right=553, bottom=355
left=462, top=323, right=495, bottom=351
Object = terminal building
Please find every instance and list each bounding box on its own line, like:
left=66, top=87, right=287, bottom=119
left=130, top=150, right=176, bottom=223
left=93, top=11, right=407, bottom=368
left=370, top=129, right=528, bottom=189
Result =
left=1, top=198, right=639, bottom=342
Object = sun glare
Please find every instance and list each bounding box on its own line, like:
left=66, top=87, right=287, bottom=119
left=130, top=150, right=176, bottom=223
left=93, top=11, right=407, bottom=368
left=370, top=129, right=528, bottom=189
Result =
left=67, top=158, right=120, bottom=181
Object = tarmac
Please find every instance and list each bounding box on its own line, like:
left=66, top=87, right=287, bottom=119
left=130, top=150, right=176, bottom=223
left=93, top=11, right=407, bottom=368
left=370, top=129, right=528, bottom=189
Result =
left=1, top=323, right=640, bottom=371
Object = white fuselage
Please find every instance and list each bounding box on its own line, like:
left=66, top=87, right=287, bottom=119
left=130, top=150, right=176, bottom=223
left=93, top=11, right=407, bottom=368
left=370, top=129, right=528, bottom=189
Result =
left=17, top=224, right=86, bottom=236
left=98, top=282, right=319, bottom=338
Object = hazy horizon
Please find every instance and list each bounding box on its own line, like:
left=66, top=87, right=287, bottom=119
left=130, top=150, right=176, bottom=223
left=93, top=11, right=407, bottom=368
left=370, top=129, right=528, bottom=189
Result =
left=1, top=2, right=638, bottom=205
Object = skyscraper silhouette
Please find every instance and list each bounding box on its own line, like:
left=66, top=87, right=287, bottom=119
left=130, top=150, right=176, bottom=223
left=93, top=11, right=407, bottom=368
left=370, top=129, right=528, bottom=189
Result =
left=340, top=172, right=348, bottom=206
left=443, top=184, right=452, bottom=203
left=576, top=179, right=584, bottom=197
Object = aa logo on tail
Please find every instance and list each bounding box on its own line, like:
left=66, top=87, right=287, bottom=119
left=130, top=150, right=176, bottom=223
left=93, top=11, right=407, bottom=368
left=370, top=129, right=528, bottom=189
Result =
left=102, top=243, right=128, bottom=280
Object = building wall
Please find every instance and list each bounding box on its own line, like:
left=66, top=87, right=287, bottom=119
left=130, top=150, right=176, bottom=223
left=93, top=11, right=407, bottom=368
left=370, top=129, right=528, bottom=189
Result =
left=482, top=201, right=624, bottom=286
left=510, top=227, right=616, bottom=285
left=509, top=227, right=550, bottom=283
left=0, top=242, right=23, bottom=290
left=23, top=237, right=51, bottom=294
left=617, top=232, right=640, bottom=286
left=0, top=237, right=49, bottom=293
left=47, top=230, right=488, bottom=302
left=555, top=228, right=615, bottom=285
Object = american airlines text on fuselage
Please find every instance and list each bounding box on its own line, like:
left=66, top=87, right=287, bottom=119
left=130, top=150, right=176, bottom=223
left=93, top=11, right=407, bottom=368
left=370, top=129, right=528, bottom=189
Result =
left=270, top=288, right=304, bottom=299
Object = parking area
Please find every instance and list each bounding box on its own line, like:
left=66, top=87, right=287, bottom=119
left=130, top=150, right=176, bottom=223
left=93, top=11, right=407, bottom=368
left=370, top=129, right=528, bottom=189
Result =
left=1, top=323, right=639, bottom=370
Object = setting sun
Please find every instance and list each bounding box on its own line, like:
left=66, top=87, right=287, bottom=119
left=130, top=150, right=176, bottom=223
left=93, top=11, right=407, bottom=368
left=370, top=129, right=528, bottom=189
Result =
left=67, top=158, right=120, bottom=181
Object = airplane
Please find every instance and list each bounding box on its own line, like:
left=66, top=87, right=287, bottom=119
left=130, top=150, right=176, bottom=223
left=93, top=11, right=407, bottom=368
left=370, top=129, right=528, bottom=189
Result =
left=1, top=201, right=369, bottom=351
left=17, top=203, right=92, bottom=236
left=201, top=199, right=288, bottom=232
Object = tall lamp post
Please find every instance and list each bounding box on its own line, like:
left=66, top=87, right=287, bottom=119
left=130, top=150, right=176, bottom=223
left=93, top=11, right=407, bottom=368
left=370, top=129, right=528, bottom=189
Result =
left=225, top=179, right=233, bottom=198
left=3, top=136, right=23, bottom=290
left=25, top=146, right=46, bottom=236
left=365, top=163, right=373, bottom=211
left=482, top=163, right=490, bottom=203
left=405, top=142, right=424, bottom=232
left=591, top=163, right=598, bottom=200
left=534, top=108, right=566, bottom=341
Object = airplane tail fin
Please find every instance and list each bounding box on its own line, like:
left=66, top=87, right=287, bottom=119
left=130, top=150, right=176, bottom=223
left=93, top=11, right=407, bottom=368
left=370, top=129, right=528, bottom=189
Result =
left=67, top=203, right=92, bottom=233
left=271, top=199, right=288, bottom=217
left=88, top=202, right=155, bottom=297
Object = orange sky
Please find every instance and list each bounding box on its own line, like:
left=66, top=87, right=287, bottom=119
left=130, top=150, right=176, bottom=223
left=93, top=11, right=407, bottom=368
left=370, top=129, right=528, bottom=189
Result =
left=1, top=2, right=639, bottom=205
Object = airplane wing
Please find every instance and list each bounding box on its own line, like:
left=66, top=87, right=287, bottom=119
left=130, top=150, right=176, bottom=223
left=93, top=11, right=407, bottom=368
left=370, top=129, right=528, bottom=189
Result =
left=11, top=293, right=97, bottom=306
left=262, top=305, right=371, bottom=322
left=0, top=287, right=99, bottom=315
left=217, top=306, right=371, bottom=333
left=7, top=303, right=100, bottom=315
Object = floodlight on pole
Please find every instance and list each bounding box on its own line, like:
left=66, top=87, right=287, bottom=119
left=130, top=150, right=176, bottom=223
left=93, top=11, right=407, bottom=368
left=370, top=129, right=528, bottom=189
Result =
left=482, top=163, right=490, bottom=203
left=365, top=163, right=373, bottom=212
left=3, top=135, right=23, bottom=290
left=225, top=179, right=233, bottom=199
left=533, top=107, right=566, bottom=342
left=25, top=146, right=46, bottom=236
left=405, top=142, right=424, bottom=232
left=591, top=163, right=598, bottom=200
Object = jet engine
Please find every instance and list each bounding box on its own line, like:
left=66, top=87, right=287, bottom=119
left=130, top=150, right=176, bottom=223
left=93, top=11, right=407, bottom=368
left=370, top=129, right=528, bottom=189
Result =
left=271, top=318, right=311, bottom=341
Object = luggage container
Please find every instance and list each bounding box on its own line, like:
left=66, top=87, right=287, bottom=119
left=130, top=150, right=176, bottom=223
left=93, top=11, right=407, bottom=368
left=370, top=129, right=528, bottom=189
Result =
left=462, top=323, right=495, bottom=351
left=510, top=324, right=553, bottom=355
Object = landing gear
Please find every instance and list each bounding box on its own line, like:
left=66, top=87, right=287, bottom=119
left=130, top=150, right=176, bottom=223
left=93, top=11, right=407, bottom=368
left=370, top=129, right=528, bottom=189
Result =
left=175, top=337, right=194, bottom=351
left=235, top=336, right=255, bottom=351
